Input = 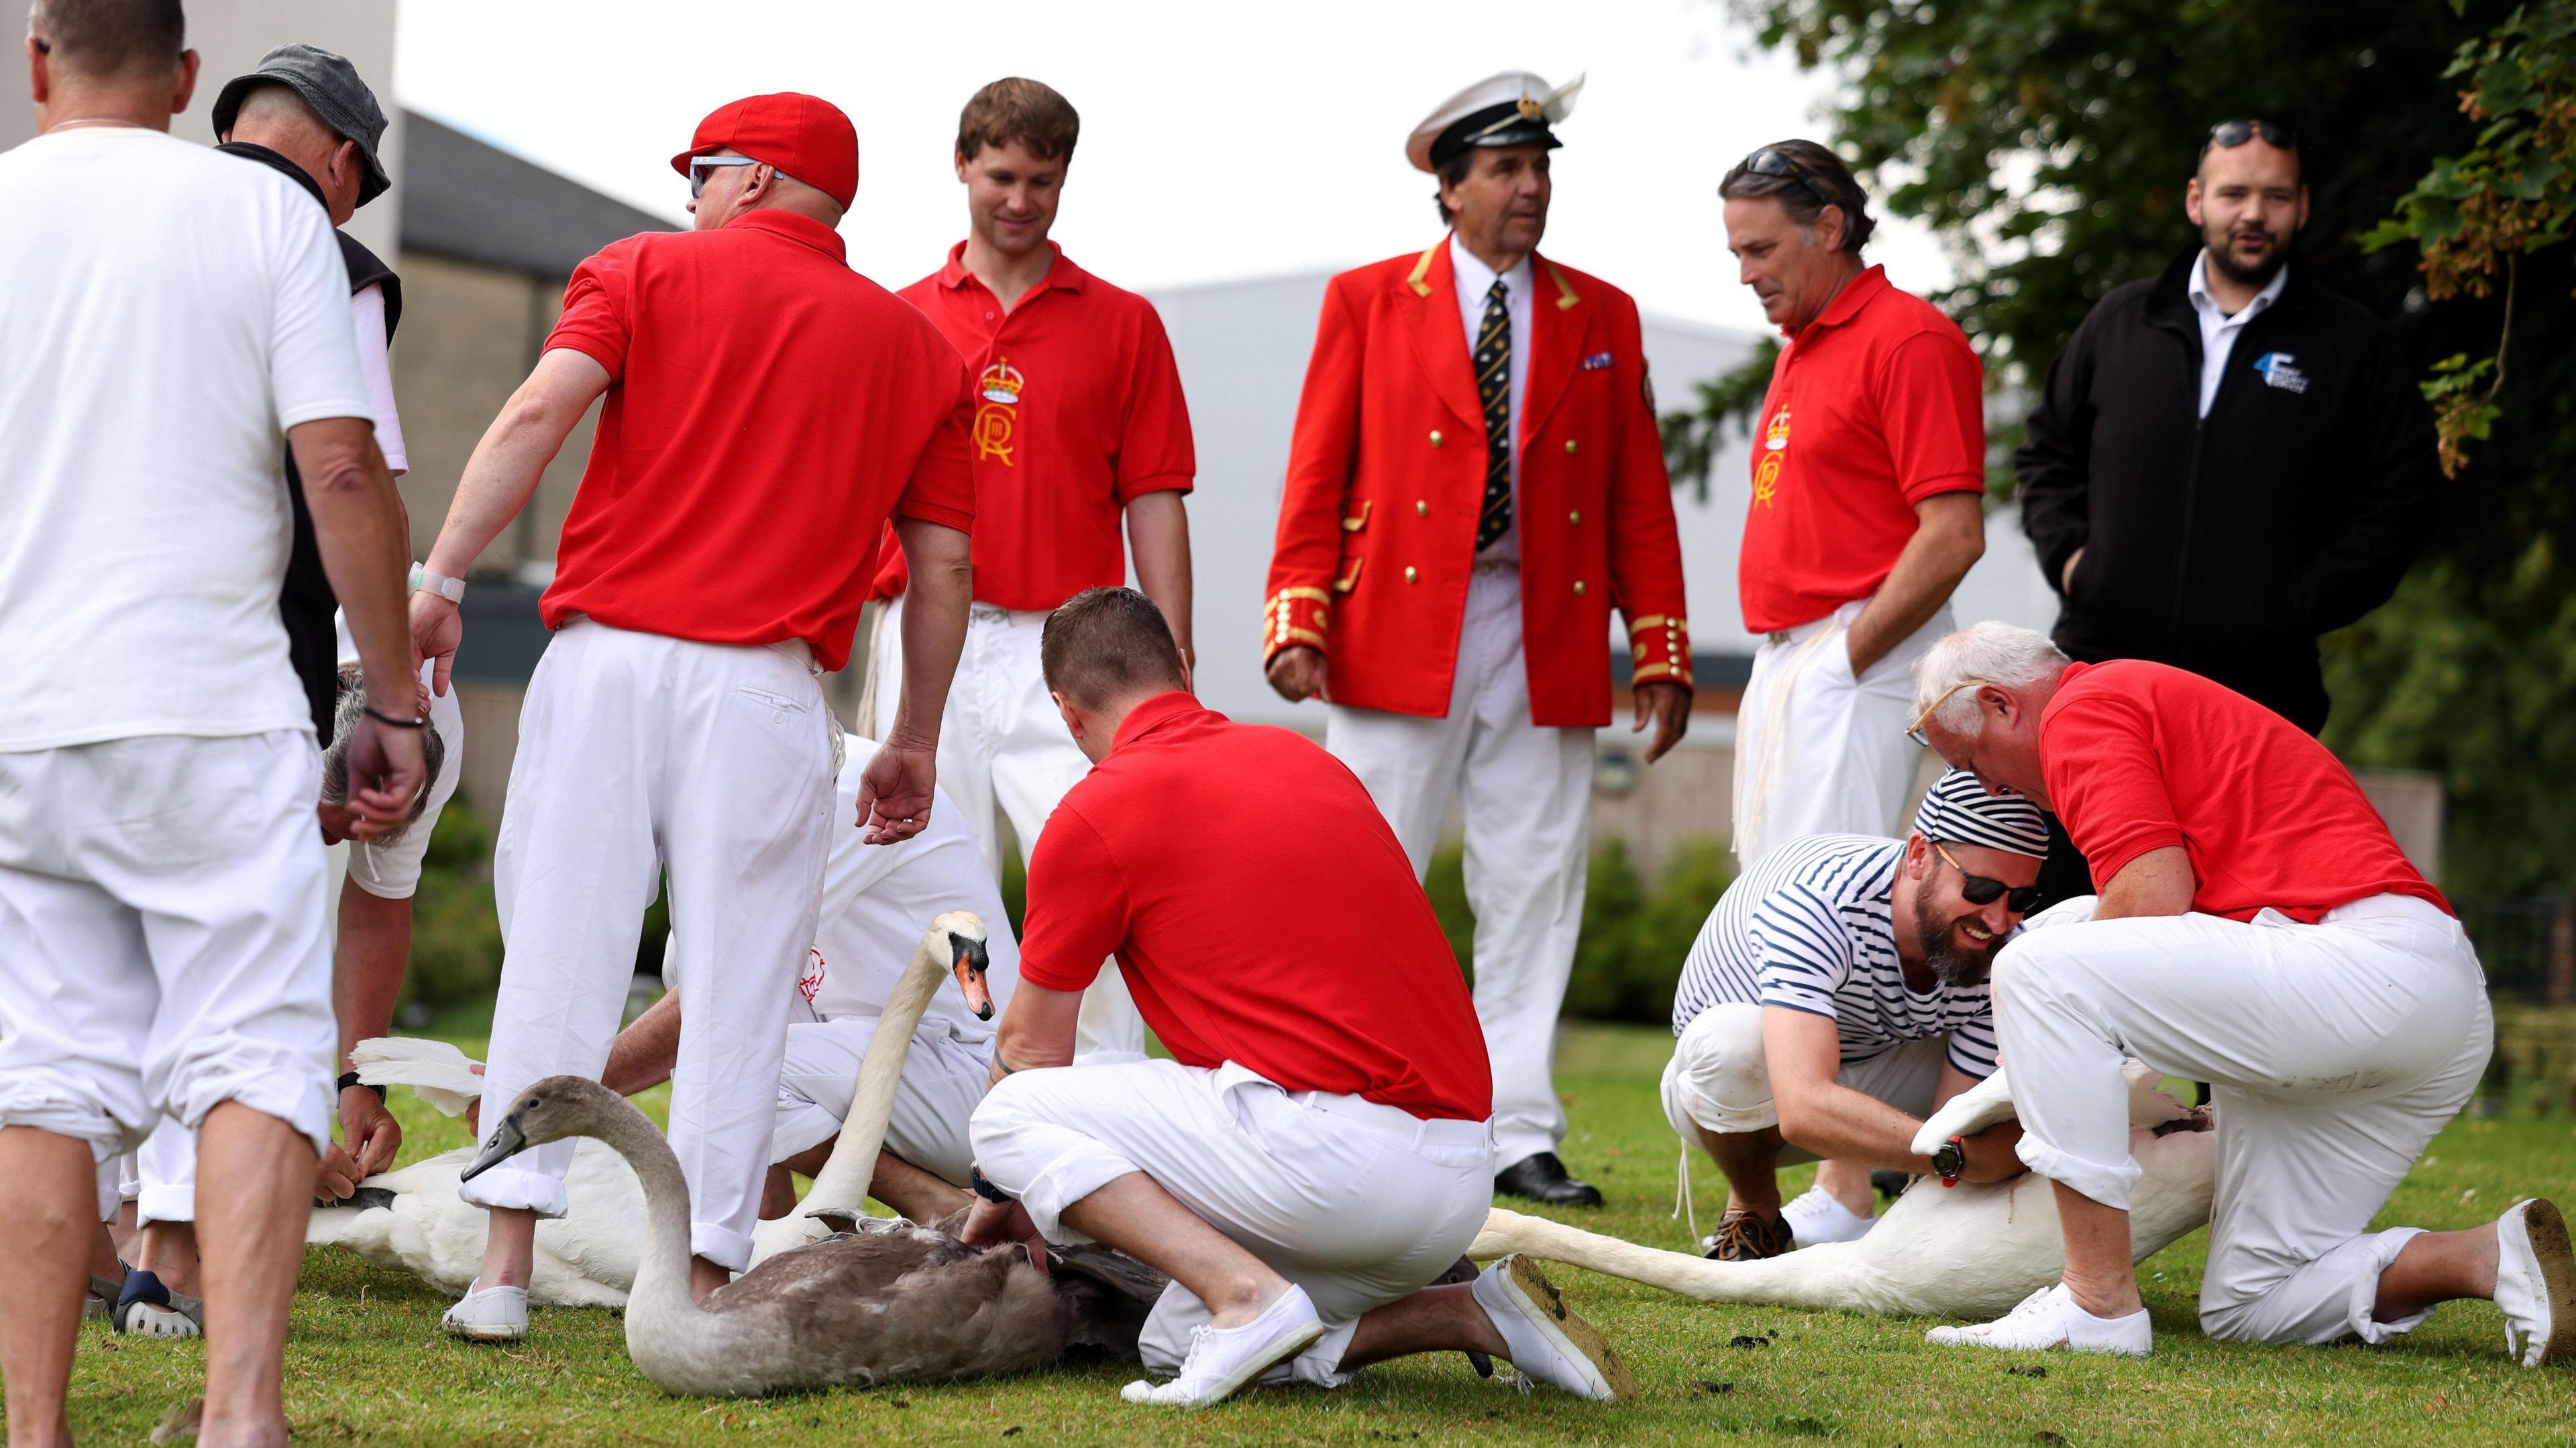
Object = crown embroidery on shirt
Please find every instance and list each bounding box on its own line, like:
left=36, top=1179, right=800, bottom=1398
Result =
left=973, top=357, right=1024, bottom=465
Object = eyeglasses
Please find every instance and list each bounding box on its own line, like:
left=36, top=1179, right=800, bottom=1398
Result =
left=1931, top=841, right=2041, bottom=914
left=1735, top=146, right=1835, bottom=209
left=688, top=155, right=757, bottom=199
left=1906, top=679, right=1986, bottom=748
left=2207, top=119, right=2298, bottom=152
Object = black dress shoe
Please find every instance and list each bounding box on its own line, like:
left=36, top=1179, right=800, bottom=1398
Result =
left=1494, top=1152, right=1605, bottom=1208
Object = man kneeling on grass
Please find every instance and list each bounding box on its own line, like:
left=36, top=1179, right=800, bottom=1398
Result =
left=1912, top=622, right=2572, bottom=1362
left=960, top=587, right=1631, bottom=1407
left=1665, top=769, right=2046, bottom=1262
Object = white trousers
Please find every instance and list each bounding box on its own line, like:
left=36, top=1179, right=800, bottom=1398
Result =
left=771, top=1015, right=989, bottom=1187
left=459, top=621, right=835, bottom=1272
left=1326, top=565, right=1592, bottom=1170
left=1660, top=1003, right=1945, bottom=1162
left=0, top=733, right=336, bottom=1186
left=1731, top=600, right=1952, bottom=867
left=971, top=1058, right=1493, bottom=1388
left=871, top=596, right=1139, bottom=1062
left=1994, top=893, right=2491, bottom=1344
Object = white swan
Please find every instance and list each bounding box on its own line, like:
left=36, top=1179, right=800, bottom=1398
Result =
left=307, top=913, right=997, bottom=1305
left=1470, top=1061, right=2217, bottom=1321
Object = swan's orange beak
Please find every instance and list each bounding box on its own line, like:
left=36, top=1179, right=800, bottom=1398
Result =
left=949, top=931, right=994, bottom=1021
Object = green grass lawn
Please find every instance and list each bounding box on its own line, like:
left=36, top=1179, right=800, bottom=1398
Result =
left=43, top=1019, right=2576, bottom=1446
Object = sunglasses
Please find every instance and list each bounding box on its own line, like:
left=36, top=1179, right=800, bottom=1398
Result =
left=1931, top=841, right=2041, bottom=914
left=1735, top=146, right=1835, bottom=209
left=2208, top=119, right=2298, bottom=151
left=1906, top=678, right=1986, bottom=748
left=688, top=154, right=757, bottom=199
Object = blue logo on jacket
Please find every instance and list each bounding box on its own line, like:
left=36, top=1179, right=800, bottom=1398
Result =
left=2252, top=351, right=2309, bottom=394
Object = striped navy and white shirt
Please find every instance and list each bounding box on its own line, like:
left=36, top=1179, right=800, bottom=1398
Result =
left=1670, top=835, right=1996, bottom=1078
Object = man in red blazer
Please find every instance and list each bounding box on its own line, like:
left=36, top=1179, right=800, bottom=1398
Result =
left=1262, top=71, right=1692, bottom=1207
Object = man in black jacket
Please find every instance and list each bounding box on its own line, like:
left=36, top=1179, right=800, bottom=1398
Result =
left=2017, top=121, right=2441, bottom=738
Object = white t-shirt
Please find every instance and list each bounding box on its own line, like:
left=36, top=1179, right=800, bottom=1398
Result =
left=0, top=127, right=372, bottom=752
left=352, top=283, right=408, bottom=475
left=664, top=734, right=1022, bottom=1048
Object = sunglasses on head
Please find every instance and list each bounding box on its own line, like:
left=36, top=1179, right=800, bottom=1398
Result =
left=1735, top=146, right=1835, bottom=209
left=688, top=154, right=757, bottom=199
left=2208, top=119, right=2298, bottom=151
left=1931, top=841, right=2041, bottom=914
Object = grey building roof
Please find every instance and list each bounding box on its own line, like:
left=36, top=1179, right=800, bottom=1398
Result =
left=398, top=110, right=676, bottom=276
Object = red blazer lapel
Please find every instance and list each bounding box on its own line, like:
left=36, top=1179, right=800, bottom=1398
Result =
left=1519, top=253, right=1587, bottom=450
left=1400, top=239, right=1485, bottom=430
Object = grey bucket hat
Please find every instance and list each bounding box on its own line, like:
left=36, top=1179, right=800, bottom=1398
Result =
left=211, top=44, right=392, bottom=207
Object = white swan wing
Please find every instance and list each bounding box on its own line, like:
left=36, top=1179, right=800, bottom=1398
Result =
left=350, top=1036, right=485, bottom=1116
left=1911, top=1065, right=2016, bottom=1156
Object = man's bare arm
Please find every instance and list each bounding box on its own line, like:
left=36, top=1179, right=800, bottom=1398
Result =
left=985, top=981, right=1083, bottom=1089
left=600, top=991, right=682, bottom=1097
left=2092, top=846, right=2195, bottom=921
left=1766, top=1007, right=2020, bottom=1182
left=409, top=349, right=611, bottom=694
left=1845, top=491, right=1985, bottom=674
left=291, top=415, right=423, bottom=836
left=1126, top=492, right=1195, bottom=686
left=857, top=518, right=971, bottom=845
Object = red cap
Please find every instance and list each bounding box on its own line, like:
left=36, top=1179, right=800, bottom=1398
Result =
left=669, top=93, right=857, bottom=209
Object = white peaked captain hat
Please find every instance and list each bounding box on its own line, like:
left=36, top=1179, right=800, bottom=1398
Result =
left=1405, top=71, right=1586, bottom=174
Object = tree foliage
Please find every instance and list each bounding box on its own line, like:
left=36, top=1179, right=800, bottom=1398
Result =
left=1704, top=0, right=2576, bottom=895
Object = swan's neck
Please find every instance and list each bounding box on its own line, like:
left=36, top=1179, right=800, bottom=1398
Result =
left=800, top=940, right=948, bottom=1214
left=1470, top=1208, right=1866, bottom=1308
left=586, top=1101, right=705, bottom=1329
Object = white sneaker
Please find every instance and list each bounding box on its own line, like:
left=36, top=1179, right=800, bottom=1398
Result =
left=441, top=1280, right=529, bottom=1343
left=1470, top=1254, right=1638, bottom=1401
left=1119, top=1284, right=1324, bottom=1407
left=2495, top=1198, right=2575, bottom=1368
left=1925, top=1282, right=2151, bottom=1357
left=1781, top=1186, right=1875, bottom=1247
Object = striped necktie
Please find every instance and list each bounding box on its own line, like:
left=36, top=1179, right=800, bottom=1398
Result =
left=1474, top=278, right=1513, bottom=551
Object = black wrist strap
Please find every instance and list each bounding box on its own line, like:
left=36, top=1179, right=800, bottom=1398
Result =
left=969, top=1164, right=1016, bottom=1204
left=336, top=1070, right=387, bottom=1103
left=363, top=707, right=427, bottom=730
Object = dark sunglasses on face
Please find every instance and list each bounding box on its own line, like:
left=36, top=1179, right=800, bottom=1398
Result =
left=1735, top=146, right=1836, bottom=209
left=2208, top=118, right=2298, bottom=151
left=1931, top=841, right=2041, bottom=914
left=689, top=155, right=757, bottom=199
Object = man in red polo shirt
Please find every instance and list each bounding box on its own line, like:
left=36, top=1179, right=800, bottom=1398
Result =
left=964, top=588, right=1634, bottom=1408
left=866, top=77, right=1195, bottom=1063
left=1911, top=623, right=2569, bottom=1363
left=408, top=93, right=977, bottom=1343
left=1722, top=142, right=1986, bottom=877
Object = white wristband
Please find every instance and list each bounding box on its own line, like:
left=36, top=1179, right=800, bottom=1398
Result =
left=411, top=565, right=466, bottom=604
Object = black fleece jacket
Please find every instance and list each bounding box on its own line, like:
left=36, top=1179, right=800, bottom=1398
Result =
left=2016, top=247, right=2442, bottom=734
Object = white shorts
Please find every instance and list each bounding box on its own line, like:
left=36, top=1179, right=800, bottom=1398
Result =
left=971, top=1058, right=1493, bottom=1388
left=1661, top=1001, right=1947, bottom=1163
left=0, top=732, right=336, bottom=1162
left=771, top=1015, right=989, bottom=1186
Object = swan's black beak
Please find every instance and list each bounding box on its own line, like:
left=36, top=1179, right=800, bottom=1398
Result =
left=461, top=1114, right=529, bottom=1182
left=949, top=930, right=994, bottom=1021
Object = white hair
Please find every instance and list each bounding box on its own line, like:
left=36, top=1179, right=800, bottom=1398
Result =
left=1911, top=622, right=2069, bottom=733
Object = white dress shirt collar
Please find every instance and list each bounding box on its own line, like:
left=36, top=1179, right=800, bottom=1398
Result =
left=2186, top=249, right=2290, bottom=417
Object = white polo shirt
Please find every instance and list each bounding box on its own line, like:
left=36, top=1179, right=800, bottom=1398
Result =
left=0, top=127, right=371, bottom=751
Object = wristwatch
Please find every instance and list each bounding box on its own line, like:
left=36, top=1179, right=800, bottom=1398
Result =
left=969, top=1164, right=1016, bottom=1205
left=410, top=564, right=466, bottom=604
left=1933, top=1135, right=1968, bottom=1188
